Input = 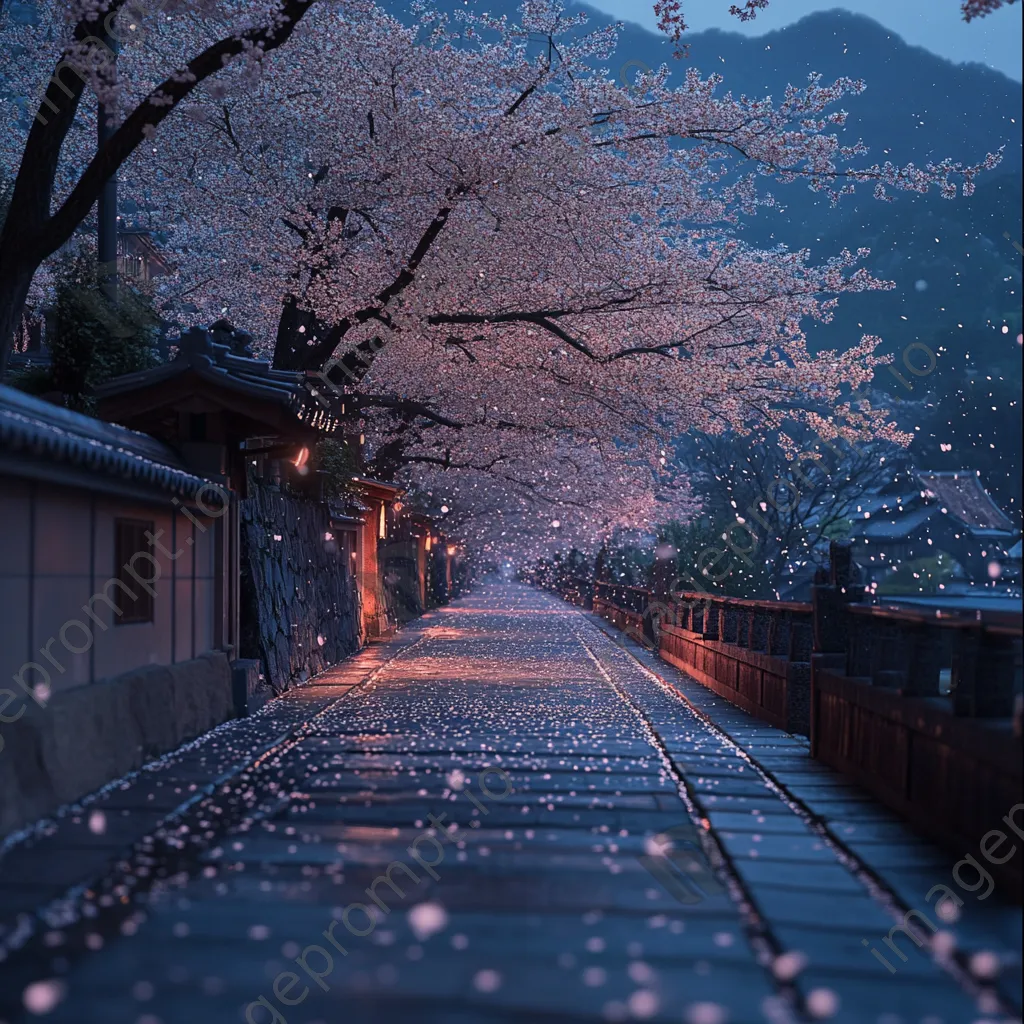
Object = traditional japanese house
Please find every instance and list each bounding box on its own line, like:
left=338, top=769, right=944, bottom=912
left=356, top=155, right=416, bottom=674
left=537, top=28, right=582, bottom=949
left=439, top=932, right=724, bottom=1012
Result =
left=379, top=508, right=438, bottom=621
left=848, top=469, right=1019, bottom=589
left=0, top=323, right=340, bottom=836
left=344, top=476, right=404, bottom=639
left=0, top=382, right=233, bottom=835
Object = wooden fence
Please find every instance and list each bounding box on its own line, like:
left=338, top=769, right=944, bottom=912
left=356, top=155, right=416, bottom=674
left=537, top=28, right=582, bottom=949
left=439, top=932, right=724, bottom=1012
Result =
left=593, top=581, right=813, bottom=733
left=549, top=575, right=1023, bottom=895
left=811, top=604, right=1022, bottom=900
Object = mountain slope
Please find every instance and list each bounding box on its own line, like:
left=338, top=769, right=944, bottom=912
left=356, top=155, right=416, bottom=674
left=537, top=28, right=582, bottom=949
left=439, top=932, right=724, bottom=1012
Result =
left=609, top=8, right=1021, bottom=173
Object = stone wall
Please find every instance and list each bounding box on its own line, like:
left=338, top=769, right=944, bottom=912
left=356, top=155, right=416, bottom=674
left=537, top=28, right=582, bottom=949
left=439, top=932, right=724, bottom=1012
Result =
left=0, top=652, right=232, bottom=838
left=240, top=488, right=360, bottom=691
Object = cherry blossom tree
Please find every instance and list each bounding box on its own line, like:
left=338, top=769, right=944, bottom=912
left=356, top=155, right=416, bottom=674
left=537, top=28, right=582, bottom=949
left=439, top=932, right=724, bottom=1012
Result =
left=955, top=0, right=1014, bottom=19
left=115, top=1, right=1003, bottom=553
left=0, top=0, right=348, bottom=370
left=0, top=0, right=1009, bottom=367
left=0, top=1, right=1003, bottom=557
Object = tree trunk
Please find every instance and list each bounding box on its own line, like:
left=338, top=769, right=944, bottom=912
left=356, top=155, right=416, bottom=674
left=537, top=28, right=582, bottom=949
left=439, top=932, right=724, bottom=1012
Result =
left=273, top=294, right=340, bottom=371
left=97, top=30, right=120, bottom=302
left=0, top=0, right=320, bottom=371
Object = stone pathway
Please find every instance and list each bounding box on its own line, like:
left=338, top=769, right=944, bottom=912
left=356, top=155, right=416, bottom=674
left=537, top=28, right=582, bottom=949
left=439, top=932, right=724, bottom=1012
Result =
left=0, top=582, right=1019, bottom=1024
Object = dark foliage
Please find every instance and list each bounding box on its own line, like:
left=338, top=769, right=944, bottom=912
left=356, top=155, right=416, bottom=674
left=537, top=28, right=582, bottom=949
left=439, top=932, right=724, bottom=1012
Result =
left=8, top=253, right=161, bottom=411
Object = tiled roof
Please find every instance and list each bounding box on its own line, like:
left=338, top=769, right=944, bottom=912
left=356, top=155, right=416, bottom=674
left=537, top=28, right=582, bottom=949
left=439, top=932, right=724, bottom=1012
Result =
left=850, top=492, right=918, bottom=516
left=916, top=470, right=1016, bottom=533
left=329, top=512, right=364, bottom=526
left=0, top=384, right=216, bottom=497
left=849, top=505, right=935, bottom=540
left=350, top=476, right=404, bottom=501
left=327, top=496, right=366, bottom=523
left=94, top=324, right=342, bottom=435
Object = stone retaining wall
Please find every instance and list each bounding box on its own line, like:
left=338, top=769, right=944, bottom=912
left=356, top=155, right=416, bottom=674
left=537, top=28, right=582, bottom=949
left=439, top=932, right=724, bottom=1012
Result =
left=240, top=488, right=360, bottom=691
left=0, top=651, right=232, bottom=838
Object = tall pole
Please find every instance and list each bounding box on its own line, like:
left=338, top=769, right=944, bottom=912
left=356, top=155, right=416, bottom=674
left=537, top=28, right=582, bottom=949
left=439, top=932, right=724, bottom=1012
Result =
left=97, top=30, right=119, bottom=302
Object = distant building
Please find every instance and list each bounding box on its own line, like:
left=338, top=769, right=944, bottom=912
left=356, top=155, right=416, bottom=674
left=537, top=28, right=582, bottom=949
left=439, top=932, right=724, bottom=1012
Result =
left=0, top=382, right=237, bottom=835
left=331, top=476, right=404, bottom=640
left=117, top=228, right=174, bottom=285
left=1006, top=539, right=1023, bottom=586
left=848, top=469, right=1020, bottom=592
left=1, top=323, right=451, bottom=838
left=7, top=228, right=172, bottom=369
left=329, top=486, right=456, bottom=638
left=0, top=383, right=233, bottom=700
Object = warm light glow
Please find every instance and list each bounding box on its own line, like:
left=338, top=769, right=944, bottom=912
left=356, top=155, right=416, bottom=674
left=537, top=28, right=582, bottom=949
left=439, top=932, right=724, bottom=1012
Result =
left=292, top=446, right=310, bottom=468
left=425, top=535, right=432, bottom=551
left=446, top=545, right=457, bottom=556
left=378, top=503, right=387, bottom=540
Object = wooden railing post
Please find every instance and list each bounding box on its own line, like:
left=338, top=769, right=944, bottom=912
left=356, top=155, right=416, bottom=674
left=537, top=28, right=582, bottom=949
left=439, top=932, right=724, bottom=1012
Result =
left=722, top=606, right=739, bottom=643
left=902, top=621, right=944, bottom=697
left=869, top=618, right=907, bottom=690
left=702, top=599, right=719, bottom=640
left=845, top=611, right=869, bottom=679
left=811, top=585, right=856, bottom=654
left=951, top=626, right=1019, bottom=717
left=772, top=611, right=793, bottom=657
left=811, top=543, right=862, bottom=657
left=737, top=608, right=750, bottom=647
left=790, top=616, right=813, bottom=662
left=749, top=610, right=769, bottom=652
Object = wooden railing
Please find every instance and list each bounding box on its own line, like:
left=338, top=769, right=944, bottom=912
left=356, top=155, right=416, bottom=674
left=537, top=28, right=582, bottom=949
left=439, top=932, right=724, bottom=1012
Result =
left=547, top=573, right=1023, bottom=898
left=561, top=575, right=596, bottom=610
left=590, top=582, right=813, bottom=732
left=660, top=592, right=814, bottom=733
left=667, top=592, right=813, bottom=658
left=811, top=603, right=1023, bottom=900
left=592, top=580, right=655, bottom=643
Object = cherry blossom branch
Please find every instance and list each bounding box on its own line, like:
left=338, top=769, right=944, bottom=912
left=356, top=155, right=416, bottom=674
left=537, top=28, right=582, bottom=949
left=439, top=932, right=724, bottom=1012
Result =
left=277, top=190, right=468, bottom=375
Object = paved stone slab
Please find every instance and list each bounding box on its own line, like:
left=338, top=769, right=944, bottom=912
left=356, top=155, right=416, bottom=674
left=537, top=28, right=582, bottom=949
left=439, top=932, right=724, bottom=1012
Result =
left=0, top=583, right=1019, bottom=1024
left=583, top=611, right=1024, bottom=1022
